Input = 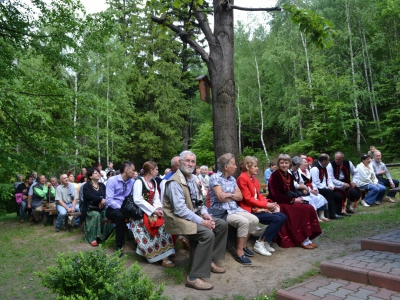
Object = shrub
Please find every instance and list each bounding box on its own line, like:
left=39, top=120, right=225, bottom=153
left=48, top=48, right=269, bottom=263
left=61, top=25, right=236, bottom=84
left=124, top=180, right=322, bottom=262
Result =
left=0, top=184, right=14, bottom=216
left=37, top=247, right=167, bottom=300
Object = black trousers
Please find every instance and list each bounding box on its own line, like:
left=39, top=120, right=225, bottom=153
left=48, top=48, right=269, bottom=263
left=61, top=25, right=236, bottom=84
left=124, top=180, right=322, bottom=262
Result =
left=106, top=208, right=127, bottom=248
left=318, top=188, right=342, bottom=218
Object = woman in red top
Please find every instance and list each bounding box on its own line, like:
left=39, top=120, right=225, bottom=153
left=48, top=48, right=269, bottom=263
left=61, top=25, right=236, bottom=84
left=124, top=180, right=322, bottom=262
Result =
left=237, top=156, right=286, bottom=256
left=268, top=154, right=322, bottom=249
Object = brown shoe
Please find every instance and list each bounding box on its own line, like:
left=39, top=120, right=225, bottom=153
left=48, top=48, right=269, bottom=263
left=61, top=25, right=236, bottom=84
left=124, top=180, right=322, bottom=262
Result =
left=309, top=243, right=318, bottom=248
left=211, top=262, right=226, bottom=273
left=300, top=243, right=315, bottom=250
left=185, top=277, right=213, bottom=290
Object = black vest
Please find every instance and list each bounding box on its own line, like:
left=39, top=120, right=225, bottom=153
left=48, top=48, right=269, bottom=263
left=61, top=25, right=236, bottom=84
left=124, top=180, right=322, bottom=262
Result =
left=330, top=160, right=351, bottom=184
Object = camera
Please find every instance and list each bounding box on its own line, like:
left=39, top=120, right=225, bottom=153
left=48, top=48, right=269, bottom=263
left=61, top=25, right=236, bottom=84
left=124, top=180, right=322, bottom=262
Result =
left=191, top=197, right=203, bottom=207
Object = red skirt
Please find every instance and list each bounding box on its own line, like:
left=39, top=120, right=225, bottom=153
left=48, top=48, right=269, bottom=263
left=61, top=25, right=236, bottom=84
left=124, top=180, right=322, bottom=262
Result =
left=274, top=203, right=322, bottom=248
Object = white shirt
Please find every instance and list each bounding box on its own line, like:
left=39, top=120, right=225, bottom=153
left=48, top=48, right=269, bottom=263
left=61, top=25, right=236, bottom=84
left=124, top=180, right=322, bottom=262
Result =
left=310, top=162, right=334, bottom=190
left=327, top=161, right=358, bottom=188
left=133, top=178, right=161, bottom=216
left=355, top=162, right=377, bottom=187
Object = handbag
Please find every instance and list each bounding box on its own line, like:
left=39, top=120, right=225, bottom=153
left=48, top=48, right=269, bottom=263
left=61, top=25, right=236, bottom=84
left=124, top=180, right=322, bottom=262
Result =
left=15, top=193, right=23, bottom=204
left=252, top=204, right=280, bottom=214
left=120, top=189, right=143, bottom=220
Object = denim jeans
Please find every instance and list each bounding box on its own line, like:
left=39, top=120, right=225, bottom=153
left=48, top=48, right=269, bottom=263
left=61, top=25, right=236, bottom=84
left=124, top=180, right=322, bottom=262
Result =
left=364, top=183, right=386, bottom=205
left=20, top=201, right=27, bottom=220
left=377, top=178, right=399, bottom=197
left=56, top=203, right=80, bottom=229
left=255, top=212, right=286, bottom=243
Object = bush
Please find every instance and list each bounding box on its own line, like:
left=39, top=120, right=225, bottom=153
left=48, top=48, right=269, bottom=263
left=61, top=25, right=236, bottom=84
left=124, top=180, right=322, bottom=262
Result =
left=37, top=247, right=167, bottom=300
left=0, top=184, right=14, bottom=216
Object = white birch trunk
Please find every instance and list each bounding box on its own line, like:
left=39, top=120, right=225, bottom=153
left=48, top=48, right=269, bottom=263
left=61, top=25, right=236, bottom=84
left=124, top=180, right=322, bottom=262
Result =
left=254, top=55, right=269, bottom=162
left=237, top=85, right=242, bottom=155
left=346, top=0, right=361, bottom=156
left=74, top=72, right=78, bottom=164
left=300, top=32, right=314, bottom=110
left=106, top=58, right=110, bottom=164
left=97, top=116, right=100, bottom=164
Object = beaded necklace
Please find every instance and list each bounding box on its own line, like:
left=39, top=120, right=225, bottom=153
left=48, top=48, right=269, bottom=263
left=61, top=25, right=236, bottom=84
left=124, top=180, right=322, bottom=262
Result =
left=278, top=169, right=291, bottom=188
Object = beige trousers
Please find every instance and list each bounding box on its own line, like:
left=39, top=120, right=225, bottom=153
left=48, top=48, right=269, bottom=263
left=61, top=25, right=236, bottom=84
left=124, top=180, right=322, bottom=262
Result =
left=226, top=211, right=259, bottom=237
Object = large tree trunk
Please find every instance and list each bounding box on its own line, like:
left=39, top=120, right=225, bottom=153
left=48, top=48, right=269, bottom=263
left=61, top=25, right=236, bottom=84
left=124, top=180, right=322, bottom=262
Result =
left=208, top=0, right=238, bottom=171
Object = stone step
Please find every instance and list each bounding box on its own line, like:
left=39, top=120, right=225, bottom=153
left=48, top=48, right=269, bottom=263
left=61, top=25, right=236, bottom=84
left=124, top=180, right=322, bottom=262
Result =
left=361, top=230, right=400, bottom=254
left=320, top=250, right=400, bottom=292
left=276, top=277, right=400, bottom=300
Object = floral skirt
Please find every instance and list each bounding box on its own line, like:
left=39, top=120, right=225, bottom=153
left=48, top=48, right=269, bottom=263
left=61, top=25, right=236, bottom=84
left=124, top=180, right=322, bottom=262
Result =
left=131, top=218, right=175, bottom=263
left=83, top=210, right=113, bottom=244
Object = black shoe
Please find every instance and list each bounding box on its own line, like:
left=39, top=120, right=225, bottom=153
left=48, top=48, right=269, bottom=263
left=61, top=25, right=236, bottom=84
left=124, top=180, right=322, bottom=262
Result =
left=243, top=246, right=254, bottom=257
left=235, top=254, right=252, bottom=265
left=338, top=213, right=351, bottom=217
left=55, top=227, right=60, bottom=232
left=330, top=214, right=344, bottom=219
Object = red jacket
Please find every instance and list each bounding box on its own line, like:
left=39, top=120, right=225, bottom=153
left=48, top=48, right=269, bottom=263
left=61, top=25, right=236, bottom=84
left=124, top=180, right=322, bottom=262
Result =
left=237, top=171, right=271, bottom=213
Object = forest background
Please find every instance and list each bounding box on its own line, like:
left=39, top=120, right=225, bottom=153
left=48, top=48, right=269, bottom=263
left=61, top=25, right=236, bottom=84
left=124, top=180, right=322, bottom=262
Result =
left=1, top=0, right=400, bottom=185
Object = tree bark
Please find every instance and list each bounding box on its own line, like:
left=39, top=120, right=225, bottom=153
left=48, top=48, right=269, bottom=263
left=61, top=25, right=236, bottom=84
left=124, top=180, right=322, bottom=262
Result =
left=208, top=0, right=238, bottom=171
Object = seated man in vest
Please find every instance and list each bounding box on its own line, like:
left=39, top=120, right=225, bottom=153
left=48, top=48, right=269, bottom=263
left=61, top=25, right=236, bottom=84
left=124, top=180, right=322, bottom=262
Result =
left=164, top=150, right=228, bottom=290
left=310, top=154, right=344, bottom=220
left=372, top=150, right=399, bottom=203
left=327, top=152, right=360, bottom=214
left=27, top=174, right=55, bottom=224
left=55, top=174, right=80, bottom=232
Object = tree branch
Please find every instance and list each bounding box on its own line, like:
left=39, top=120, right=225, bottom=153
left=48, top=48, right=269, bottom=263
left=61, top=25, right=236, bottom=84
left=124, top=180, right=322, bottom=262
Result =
left=151, top=16, right=209, bottom=63
left=193, top=7, right=217, bottom=47
left=227, top=5, right=282, bottom=12
left=17, top=91, right=65, bottom=97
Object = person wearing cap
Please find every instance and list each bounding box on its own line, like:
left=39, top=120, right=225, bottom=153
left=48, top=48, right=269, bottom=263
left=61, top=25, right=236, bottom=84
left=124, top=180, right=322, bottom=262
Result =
left=327, top=152, right=360, bottom=214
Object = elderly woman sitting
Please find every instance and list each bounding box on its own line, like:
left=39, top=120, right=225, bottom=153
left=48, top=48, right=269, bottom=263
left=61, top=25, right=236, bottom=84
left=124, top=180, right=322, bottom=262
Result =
left=291, top=156, right=329, bottom=222
left=268, top=154, right=322, bottom=249
left=209, top=153, right=259, bottom=265
left=356, top=154, right=386, bottom=206
left=237, top=156, right=286, bottom=256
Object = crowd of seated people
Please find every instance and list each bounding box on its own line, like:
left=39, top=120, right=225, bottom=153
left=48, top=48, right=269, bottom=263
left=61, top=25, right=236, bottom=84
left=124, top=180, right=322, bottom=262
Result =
left=12, top=147, right=399, bottom=291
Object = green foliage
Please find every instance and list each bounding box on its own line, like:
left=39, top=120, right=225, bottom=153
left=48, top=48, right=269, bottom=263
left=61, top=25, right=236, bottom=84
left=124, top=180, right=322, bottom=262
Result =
left=283, top=4, right=336, bottom=48
left=190, top=121, right=214, bottom=166
left=0, top=184, right=14, bottom=215
left=37, top=247, right=167, bottom=300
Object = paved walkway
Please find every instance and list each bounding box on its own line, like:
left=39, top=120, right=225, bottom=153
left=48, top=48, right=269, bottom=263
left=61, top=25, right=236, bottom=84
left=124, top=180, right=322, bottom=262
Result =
left=277, top=229, right=400, bottom=300
left=278, top=277, right=400, bottom=300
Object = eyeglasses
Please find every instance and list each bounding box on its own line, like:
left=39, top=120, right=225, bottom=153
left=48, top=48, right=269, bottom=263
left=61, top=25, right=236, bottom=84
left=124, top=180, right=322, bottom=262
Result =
left=183, top=159, right=196, bottom=164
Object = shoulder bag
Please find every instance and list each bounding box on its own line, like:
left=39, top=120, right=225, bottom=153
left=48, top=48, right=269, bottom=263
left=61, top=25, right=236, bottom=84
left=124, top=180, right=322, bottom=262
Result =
left=120, top=185, right=143, bottom=220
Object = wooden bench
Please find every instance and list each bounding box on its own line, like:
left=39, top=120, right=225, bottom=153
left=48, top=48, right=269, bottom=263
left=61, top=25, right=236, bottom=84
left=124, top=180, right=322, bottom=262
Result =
left=42, top=208, right=81, bottom=231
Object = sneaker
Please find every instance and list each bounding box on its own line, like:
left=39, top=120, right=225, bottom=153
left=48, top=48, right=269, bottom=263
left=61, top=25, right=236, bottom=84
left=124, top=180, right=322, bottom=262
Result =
left=361, top=200, right=370, bottom=207
left=375, top=201, right=381, bottom=205
left=264, top=243, right=276, bottom=253
left=55, top=227, right=60, bottom=232
left=243, top=246, right=254, bottom=257
left=253, top=241, right=272, bottom=256
left=255, top=226, right=262, bottom=231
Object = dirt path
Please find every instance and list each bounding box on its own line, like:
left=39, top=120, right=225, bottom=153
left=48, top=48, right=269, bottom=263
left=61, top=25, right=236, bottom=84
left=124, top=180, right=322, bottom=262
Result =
left=107, top=229, right=362, bottom=300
